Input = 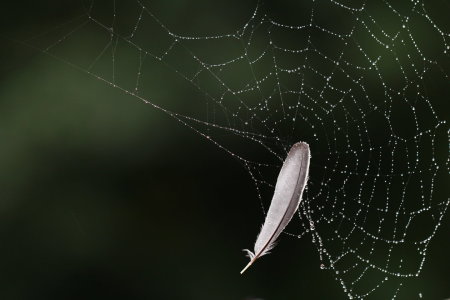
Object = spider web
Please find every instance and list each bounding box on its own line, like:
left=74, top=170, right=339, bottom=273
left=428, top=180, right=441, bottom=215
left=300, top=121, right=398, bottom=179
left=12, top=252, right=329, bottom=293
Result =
left=25, top=0, right=449, bottom=298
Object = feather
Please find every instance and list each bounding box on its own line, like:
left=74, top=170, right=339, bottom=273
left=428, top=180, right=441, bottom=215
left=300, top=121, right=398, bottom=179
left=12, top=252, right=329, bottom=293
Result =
left=241, top=141, right=311, bottom=274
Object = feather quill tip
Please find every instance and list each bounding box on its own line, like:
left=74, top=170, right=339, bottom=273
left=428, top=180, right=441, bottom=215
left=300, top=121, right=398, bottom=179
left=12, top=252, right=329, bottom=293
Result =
left=240, top=258, right=256, bottom=274
left=240, top=249, right=257, bottom=274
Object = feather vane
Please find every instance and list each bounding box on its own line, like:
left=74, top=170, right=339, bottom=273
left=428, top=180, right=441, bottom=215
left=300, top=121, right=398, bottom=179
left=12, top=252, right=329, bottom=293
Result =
left=241, top=142, right=310, bottom=274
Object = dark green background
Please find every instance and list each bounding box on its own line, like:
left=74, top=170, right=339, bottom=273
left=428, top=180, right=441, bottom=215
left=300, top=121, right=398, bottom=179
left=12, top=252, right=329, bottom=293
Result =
left=1, top=1, right=449, bottom=299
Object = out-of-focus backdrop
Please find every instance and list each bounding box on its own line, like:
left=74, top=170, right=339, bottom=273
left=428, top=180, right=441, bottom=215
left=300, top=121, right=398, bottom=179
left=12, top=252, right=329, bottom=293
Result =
left=1, top=1, right=449, bottom=299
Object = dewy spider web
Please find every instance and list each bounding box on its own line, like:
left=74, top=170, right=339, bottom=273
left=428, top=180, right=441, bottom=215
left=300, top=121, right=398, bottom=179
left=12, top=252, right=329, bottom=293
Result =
left=28, top=0, right=449, bottom=298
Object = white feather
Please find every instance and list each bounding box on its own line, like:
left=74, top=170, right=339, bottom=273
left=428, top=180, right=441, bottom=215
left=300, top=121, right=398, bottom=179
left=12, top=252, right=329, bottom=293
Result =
left=241, top=142, right=310, bottom=274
